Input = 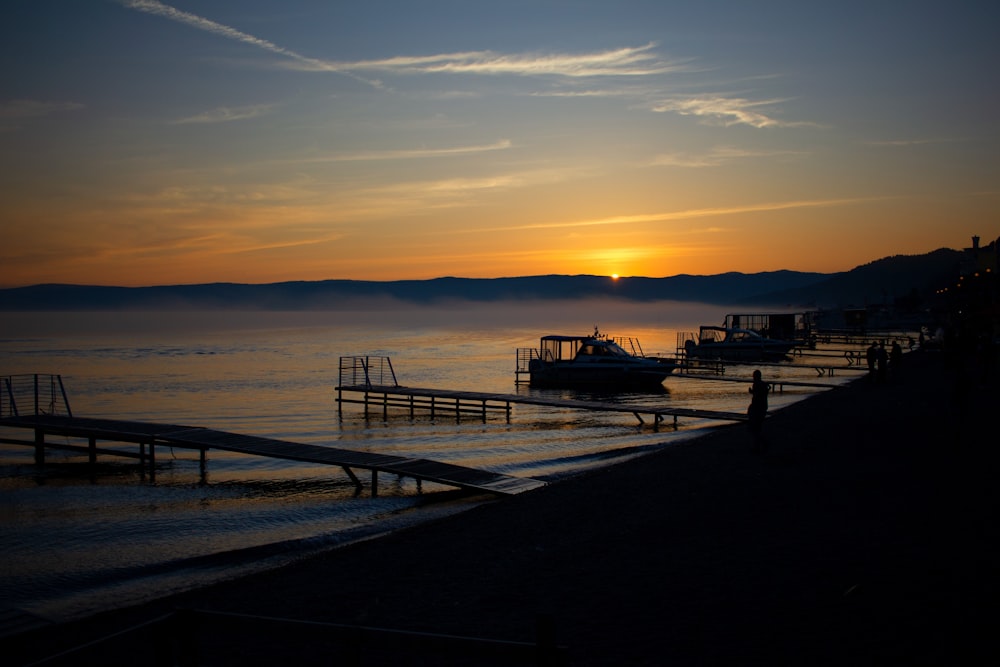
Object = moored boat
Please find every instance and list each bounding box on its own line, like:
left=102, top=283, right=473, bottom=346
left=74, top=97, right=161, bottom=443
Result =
left=680, top=325, right=797, bottom=362
left=517, top=328, right=677, bottom=390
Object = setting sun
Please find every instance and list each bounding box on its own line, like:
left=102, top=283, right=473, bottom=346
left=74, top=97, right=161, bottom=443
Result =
left=611, top=274, right=620, bottom=280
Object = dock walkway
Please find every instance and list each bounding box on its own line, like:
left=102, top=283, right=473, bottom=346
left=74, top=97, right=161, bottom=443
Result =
left=0, top=415, right=545, bottom=496
left=669, top=373, right=844, bottom=391
left=336, top=383, right=750, bottom=428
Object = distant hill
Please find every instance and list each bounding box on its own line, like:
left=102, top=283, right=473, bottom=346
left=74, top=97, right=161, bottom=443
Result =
left=751, top=248, right=963, bottom=308
left=0, top=249, right=963, bottom=311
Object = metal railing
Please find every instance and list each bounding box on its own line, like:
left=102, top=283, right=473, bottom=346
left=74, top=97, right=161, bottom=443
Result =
left=338, top=356, right=398, bottom=388
left=1, top=373, right=73, bottom=418
left=612, top=336, right=645, bottom=357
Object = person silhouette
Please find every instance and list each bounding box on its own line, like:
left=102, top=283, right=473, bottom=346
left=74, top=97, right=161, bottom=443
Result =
left=747, top=369, right=770, bottom=453
left=866, top=341, right=878, bottom=381
left=890, top=340, right=903, bottom=379
left=876, top=342, right=889, bottom=384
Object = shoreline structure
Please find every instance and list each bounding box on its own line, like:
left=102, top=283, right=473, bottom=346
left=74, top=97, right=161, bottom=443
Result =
left=6, top=347, right=997, bottom=665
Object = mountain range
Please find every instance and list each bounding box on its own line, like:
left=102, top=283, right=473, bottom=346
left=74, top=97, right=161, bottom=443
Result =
left=0, top=248, right=963, bottom=311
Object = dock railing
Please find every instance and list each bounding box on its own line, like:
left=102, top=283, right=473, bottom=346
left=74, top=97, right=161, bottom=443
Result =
left=1, top=373, right=72, bottom=418
left=515, top=347, right=541, bottom=384
left=338, top=356, right=398, bottom=388
left=612, top=336, right=645, bottom=357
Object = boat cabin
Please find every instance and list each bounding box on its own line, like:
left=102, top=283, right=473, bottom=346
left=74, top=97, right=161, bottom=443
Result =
left=539, top=335, right=634, bottom=363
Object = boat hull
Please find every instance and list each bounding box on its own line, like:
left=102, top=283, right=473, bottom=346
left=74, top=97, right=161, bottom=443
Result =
left=528, top=360, right=673, bottom=390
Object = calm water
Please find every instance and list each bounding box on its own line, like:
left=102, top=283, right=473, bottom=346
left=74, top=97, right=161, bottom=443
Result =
left=0, top=301, right=851, bottom=623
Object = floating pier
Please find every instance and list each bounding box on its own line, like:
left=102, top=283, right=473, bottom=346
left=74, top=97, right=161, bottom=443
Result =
left=0, top=413, right=545, bottom=497
left=669, top=372, right=846, bottom=391
left=335, top=355, right=848, bottom=427
left=336, top=357, right=750, bottom=428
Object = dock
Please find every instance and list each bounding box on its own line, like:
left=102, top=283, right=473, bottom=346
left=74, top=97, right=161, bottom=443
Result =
left=336, top=383, right=750, bottom=428
left=669, top=373, right=845, bottom=391
left=335, top=355, right=846, bottom=426
left=336, top=355, right=749, bottom=429
left=0, top=414, right=545, bottom=497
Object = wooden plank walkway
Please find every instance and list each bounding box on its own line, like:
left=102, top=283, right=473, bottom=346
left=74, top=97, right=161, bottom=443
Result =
left=673, top=356, right=871, bottom=377
left=668, top=374, right=844, bottom=391
left=336, top=384, right=750, bottom=428
left=0, top=415, right=546, bottom=497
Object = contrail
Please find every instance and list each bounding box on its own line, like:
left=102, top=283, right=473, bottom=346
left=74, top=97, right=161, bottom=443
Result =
left=116, top=2, right=677, bottom=81
left=117, top=0, right=381, bottom=86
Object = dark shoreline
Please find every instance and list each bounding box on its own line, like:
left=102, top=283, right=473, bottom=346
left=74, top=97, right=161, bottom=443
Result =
left=7, top=349, right=997, bottom=666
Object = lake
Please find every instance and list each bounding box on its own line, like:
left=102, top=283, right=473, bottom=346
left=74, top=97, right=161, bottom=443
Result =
left=0, top=301, right=848, bottom=623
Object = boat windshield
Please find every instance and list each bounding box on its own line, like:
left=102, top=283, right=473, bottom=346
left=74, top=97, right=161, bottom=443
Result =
left=728, top=330, right=759, bottom=343
left=577, top=341, right=631, bottom=358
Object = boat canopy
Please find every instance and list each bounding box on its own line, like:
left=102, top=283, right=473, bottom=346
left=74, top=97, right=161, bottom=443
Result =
left=539, top=335, right=633, bottom=362
left=697, top=326, right=766, bottom=344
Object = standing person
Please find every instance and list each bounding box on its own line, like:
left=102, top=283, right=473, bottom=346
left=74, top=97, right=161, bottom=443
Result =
left=866, top=341, right=878, bottom=381
left=747, top=369, right=770, bottom=453
left=890, top=340, right=903, bottom=379
left=876, top=342, right=889, bottom=384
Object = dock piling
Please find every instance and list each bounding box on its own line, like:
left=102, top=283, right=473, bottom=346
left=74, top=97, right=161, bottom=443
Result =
left=34, top=428, right=44, bottom=465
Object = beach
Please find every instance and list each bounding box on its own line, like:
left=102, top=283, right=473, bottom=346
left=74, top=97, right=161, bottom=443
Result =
left=6, top=347, right=997, bottom=666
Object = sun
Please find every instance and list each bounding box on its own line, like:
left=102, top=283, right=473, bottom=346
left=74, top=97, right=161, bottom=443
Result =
left=610, top=274, right=620, bottom=280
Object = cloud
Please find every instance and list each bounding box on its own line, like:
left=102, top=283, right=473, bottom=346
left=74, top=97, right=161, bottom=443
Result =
left=529, top=88, right=639, bottom=98
left=309, top=140, right=513, bottom=162
left=862, top=138, right=951, bottom=147
left=118, top=3, right=682, bottom=82
left=170, top=104, right=276, bottom=125
left=495, top=197, right=887, bottom=232
left=650, top=145, right=805, bottom=168
left=338, top=43, right=688, bottom=78
left=0, top=99, right=84, bottom=119
left=317, top=165, right=592, bottom=221
left=650, top=95, right=813, bottom=129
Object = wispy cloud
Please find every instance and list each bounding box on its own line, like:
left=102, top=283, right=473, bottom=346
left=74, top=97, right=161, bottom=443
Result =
left=170, top=104, right=276, bottom=125
left=530, top=88, right=635, bottom=97
left=338, top=43, right=687, bottom=77
left=862, top=138, right=952, bottom=147
left=0, top=99, right=84, bottom=119
left=0, top=99, right=84, bottom=132
left=319, top=165, right=593, bottom=221
left=118, top=2, right=682, bottom=82
left=496, top=197, right=886, bottom=232
left=650, top=145, right=805, bottom=168
left=309, top=140, right=513, bottom=162
left=650, top=95, right=813, bottom=129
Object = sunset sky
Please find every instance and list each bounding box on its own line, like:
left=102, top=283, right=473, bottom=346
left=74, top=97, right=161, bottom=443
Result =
left=2, top=1, right=998, bottom=287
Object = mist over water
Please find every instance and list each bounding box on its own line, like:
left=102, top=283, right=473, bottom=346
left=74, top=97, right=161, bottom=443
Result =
left=1, top=301, right=841, bottom=622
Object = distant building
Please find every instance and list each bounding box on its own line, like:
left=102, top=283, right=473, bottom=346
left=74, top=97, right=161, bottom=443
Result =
left=960, top=234, right=999, bottom=276
left=950, top=235, right=1000, bottom=345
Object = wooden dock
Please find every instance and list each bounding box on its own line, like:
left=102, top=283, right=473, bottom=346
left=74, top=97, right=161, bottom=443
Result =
left=668, top=373, right=844, bottom=391
left=0, top=415, right=546, bottom=497
left=336, top=383, right=750, bottom=428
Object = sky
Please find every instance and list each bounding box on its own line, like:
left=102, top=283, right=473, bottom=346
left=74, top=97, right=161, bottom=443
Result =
left=2, top=1, right=998, bottom=287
